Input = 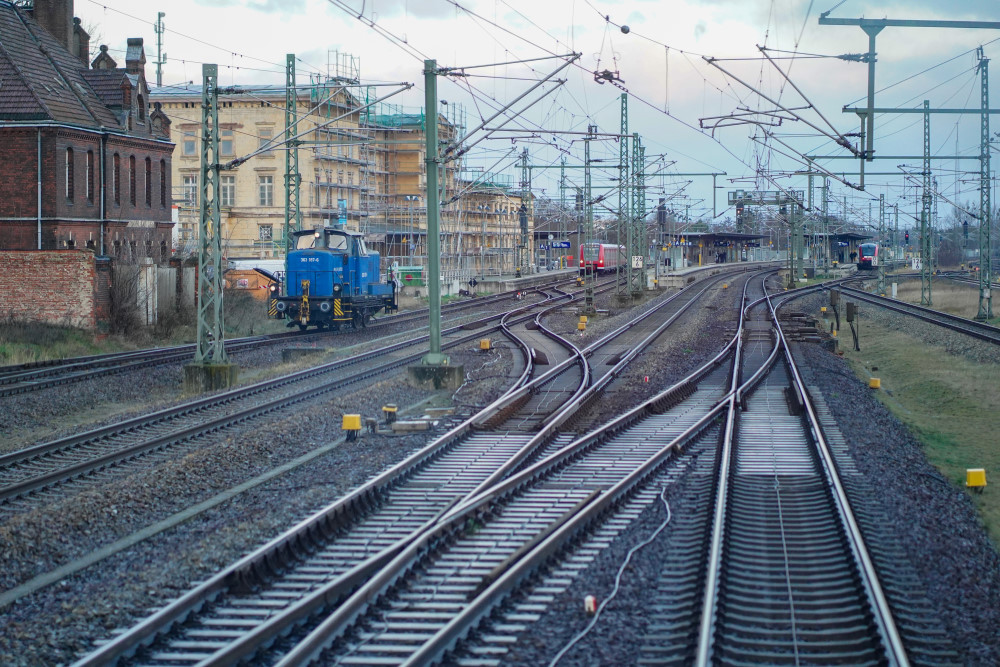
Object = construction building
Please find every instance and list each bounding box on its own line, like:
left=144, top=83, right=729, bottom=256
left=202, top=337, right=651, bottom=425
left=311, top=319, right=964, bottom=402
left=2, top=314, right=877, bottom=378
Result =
left=153, top=53, right=530, bottom=277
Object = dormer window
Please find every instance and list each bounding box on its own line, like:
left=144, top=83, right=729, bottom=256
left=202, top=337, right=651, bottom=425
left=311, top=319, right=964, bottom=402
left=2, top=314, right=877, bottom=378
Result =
left=137, top=94, right=145, bottom=121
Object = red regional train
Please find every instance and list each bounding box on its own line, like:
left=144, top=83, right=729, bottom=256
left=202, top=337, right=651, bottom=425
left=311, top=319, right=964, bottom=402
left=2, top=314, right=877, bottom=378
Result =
left=857, top=242, right=879, bottom=270
left=580, top=242, right=625, bottom=275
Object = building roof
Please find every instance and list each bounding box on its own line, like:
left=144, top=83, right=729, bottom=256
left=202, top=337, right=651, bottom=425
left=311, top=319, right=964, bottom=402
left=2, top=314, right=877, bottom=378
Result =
left=80, top=68, right=127, bottom=107
left=0, top=1, right=119, bottom=127
left=673, top=232, right=767, bottom=241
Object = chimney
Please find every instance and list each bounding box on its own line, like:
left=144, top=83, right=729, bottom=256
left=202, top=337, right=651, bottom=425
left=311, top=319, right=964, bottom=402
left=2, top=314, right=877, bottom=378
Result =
left=30, top=0, right=74, bottom=54
left=125, top=37, right=146, bottom=76
left=73, top=17, right=90, bottom=66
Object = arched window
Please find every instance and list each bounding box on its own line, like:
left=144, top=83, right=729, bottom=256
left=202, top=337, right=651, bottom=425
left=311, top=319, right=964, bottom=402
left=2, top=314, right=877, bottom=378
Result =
left=113, top=153, right=121, bottom=206
left=145, top=157, right=152, bottom=206
left=65, top=147, right=74, bottom=201
left=160, top=159, right=167, bottom=207
left=86, top=150, right=95, bottom=203
left=129, top=155, right=136, bottom=206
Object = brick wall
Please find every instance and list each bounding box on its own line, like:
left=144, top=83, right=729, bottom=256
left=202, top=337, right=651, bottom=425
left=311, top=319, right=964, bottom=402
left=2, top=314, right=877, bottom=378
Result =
left=0, top=127, right=175, bottom=260
left=0, top=250, right=100, bottom=329
left=0, top=129, right=40, bottom=220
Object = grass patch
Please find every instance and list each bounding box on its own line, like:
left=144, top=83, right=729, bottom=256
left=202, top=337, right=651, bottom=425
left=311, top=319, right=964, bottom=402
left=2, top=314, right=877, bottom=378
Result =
left=0, top=290, right=287, bottom=367
left=0, top=317, right=138, bottom=365
left=840, top=318, right=1000, bottom=544
left=892, top=278, right=982, bottom=319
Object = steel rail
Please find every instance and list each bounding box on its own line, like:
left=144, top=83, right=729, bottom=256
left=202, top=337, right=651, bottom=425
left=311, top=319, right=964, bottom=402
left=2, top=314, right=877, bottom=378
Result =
left=838, top=285, right=1000, bottom=343
left=77, top=266, right=767, bottom=667
left=72, top=270, right=727, bottom=667
left=695, top=274, right=907, bottom=665
left=189, top=268, right=760, bottom=667
left=273, top=272, right=766, bottom=666
left=0, top=286, right=539, bottom=396
left=0, top=288, right=582, bottom=507
left=771, top=286, right=909, bottom=665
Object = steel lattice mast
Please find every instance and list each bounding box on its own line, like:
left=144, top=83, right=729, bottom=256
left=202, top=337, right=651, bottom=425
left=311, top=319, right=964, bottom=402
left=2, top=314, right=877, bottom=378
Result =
left=284, top=54, right=302, bottom=256
left=194, top=64, right=227, bottom=365
left=583, top=125, right=596, bottom=313
left=977, top=52, right=993, bottom=320
left=627, top=133, right=645, bottom=295
left=878, top=193, right=886, bottom=295
left=922, top=100, right=933, bottom=305
left=616, top=94, right=631, bottom=297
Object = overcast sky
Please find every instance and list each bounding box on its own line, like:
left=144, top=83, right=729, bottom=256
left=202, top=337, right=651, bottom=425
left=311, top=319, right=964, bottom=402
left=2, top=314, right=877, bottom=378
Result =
left=80, top=0, right=1000, bottom=227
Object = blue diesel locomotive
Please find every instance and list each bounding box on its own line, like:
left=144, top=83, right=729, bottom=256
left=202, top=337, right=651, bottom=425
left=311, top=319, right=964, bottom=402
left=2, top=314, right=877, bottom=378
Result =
left=273, top=227, right=397, bottom=330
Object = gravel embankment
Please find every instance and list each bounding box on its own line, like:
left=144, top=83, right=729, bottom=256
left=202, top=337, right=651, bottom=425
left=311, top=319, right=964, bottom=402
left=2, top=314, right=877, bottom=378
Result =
left=0, top=274, right=726, bottom=664
left=484, top=295, right=1000, bottom=666
left=0, top=341, right=515, bottom=666
left=548, top=280, right=742, bottom=432
left=0, top=299, right=518, bottom=451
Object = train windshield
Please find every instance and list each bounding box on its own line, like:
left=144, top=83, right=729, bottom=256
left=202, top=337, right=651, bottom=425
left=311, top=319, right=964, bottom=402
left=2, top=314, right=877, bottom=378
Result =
left=583, top=245, right=601, bottom=260
left=859, top=243, right=877, bottom=256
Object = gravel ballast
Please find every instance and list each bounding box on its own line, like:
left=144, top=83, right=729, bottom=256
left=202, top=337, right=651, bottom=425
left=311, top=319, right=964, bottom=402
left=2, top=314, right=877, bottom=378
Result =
left=5, top=272, right=995, bottom=665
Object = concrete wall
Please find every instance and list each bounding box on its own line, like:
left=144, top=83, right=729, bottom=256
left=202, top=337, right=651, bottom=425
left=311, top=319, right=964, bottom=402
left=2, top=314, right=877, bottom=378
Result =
left=137, top=258, right=157, bottom=325
left=0, top=250, right=99, bottom=329
left=157, top=265, right=176, bottom=313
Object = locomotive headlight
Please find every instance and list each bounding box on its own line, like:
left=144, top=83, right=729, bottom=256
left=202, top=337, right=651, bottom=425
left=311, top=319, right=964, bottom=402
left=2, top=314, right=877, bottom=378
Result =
left=333, top=284, right=342, bottom=293
left=275, top=300, right=287, bottom=313
left=319, top=301, right=331, bottom=313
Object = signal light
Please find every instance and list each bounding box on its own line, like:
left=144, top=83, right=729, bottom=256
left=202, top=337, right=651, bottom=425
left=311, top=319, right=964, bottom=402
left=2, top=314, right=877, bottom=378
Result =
left=904, top=231, right=909, bottom=243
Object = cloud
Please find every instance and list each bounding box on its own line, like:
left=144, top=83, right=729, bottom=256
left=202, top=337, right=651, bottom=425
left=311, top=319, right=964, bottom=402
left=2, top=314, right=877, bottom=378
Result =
left=248, top=0, right=307, bottom=12
left=694, top=20, right=707, bottom=40
left=195, top=0, right=306, bottom=12
left=339, top=0, right=455, bottom=20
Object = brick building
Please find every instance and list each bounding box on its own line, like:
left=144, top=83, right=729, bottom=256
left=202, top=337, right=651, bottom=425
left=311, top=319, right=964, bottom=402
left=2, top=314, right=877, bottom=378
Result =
left=0, top=0, right=174, bottom=261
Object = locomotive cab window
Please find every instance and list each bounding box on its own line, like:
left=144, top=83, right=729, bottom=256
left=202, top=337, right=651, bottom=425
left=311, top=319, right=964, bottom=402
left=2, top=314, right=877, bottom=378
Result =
left=295, top=233, right=315, bottom=250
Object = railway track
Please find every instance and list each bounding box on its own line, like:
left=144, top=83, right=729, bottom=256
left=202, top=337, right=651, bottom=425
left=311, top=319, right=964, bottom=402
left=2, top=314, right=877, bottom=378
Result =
left=693, top=279, right=905, bottom=664
left=250, top=273, right=925, bottom=666
left=0, top=285, right=584, bottom=515
left=838, top=285, right=1000, bottom=344
left=0, top=282, right=557, bottom=398
left=70, top=265, right=762, bottom=666
left=419, top=274, right=910, bottom=667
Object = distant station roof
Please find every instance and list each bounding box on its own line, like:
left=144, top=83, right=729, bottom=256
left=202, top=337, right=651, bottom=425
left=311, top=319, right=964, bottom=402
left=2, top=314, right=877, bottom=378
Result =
left=826, top=232, right=871, bottom=242
left=668, top=232, right=767, bottom=241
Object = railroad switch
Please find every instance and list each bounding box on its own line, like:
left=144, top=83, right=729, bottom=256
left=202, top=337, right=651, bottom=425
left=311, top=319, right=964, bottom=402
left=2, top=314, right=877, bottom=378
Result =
left=382, top=404, right=398, bottom=424
left=967, top=468, right=987, bottom=493
left=342, top=414, right=362, bottom=441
